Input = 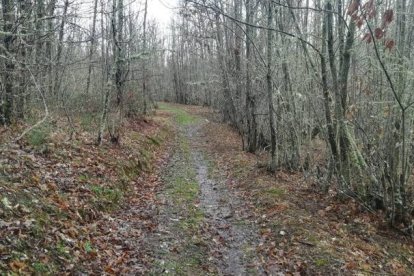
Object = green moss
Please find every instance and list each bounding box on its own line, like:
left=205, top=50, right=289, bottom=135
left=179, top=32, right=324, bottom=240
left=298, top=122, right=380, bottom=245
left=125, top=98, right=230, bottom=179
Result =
left=33, top=262, right=49, bottom=273
left=78, top=174, right=89, bottom=182
left=55, top=241, right=70, bottom=257
left=90, top=185, right=122, bottom=211
left=147, top=135, right=161, bottom=146
left=153, top=132, right=212, bottom=274
left=118, top=153, right=150, bottom=183
left=307, top=234, right=320, bottom=245
left=264, top=187, right=286, bottom=197
left=314, top=258, right=329, bottom=267
left=83, top=241, right=93, bottom=253
left=176, top=112, right=197, bottom=125
left=170, top=177, right=198, bottom=202
left=158, top=103, right=199, bottom=125
left=179, top=209, right=204, bottom=231
left=167, top=141, right=204, bottom=236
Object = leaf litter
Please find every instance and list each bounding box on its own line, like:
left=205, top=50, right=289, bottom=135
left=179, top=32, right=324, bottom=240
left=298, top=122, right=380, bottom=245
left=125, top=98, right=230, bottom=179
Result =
left=0, top=113, right=174, bottom=274
left=1, top=103, right=413, bottom=275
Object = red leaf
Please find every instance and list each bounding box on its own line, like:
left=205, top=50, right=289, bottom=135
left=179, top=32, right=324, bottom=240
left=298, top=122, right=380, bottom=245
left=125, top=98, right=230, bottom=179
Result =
left=351, top=14, right=360, bottom=22
left=383, top=10, right=394, bottom=26
left=356, top=19, right=364, bottom=29
left=368, top=6, right=376, bottom=20
left=362, top=33, right=372, bottom=43
left=374, top=28, right=384, bottom=39
left=363, top=0, right=375, bottom=11
left=384, top=39, right=395, bottom=50
left=347, top=0, right=359, bottom=16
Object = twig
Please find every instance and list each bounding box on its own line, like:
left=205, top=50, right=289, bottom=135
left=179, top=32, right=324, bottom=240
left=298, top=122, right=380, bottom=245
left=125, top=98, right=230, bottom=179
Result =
left=185, top=0, right=322, bottom=56
left=297, top=240, right=316, bottom=247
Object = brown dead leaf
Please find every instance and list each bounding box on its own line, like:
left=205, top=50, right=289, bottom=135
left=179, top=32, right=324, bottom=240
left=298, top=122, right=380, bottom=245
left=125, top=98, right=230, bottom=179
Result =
left=9, top=260, right=27, bottom=271
left=344, top=261, right=357, bottom=270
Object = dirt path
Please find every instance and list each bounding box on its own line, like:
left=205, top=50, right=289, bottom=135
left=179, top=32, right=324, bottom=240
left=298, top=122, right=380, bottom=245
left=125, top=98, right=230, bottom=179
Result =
left=2, top=103, right=412, bottom=274
left=149, top=105, right=263, bottom=275
left=146, top=103, right=414, bottom=275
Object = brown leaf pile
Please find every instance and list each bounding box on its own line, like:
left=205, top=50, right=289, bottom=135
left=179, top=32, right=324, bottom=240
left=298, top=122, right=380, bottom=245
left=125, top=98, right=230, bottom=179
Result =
left=0, top=115, right=174, bottom=274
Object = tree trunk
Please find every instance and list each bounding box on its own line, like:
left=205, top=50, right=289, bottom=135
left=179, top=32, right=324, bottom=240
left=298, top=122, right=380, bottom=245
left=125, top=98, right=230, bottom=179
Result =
left=46, top=0, right=57, bottom=96
left=214, top=9, right=236, bottom=125
left=142, top=0, right=151, bottom=114
left=85, top=0, right=99, bottom=95
left=53, top=0, right=69, bottom=100
left=321, top=3, right=338, bottom=173
left=110, top=0, right=125, bottom=144
left=266, top=0, right=277, bottom=171
left=16, top=0, right=32, bottom=119
left=245, top=0, right=257, bottom=153
left=35, top=0, right=45, bottom=71
left=1, top=0, right=16, bottom=125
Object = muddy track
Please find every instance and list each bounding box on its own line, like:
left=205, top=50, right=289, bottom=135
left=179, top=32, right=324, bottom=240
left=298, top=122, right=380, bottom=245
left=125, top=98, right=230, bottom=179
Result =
left=150, top=115, right=263, bottom=275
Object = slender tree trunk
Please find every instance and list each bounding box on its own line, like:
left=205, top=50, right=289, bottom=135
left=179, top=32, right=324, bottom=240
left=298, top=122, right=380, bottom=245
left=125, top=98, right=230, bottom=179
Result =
left=85, top=0, right=99, bottom=95
left=277, top=12, right=300, bottom=168
left=16, top=0, right=32, bottom=119
left=214, top=9, right=236, bottom=125
left=97, top=0, right=109, bottom=145
left=97, top=82, right=111, bottom=145
left=142, top=0, right=149, bottom=114
left=35, top=0, right=45, bottom=70
left=337, top=0, right=345, bottom=69
left=245, top=0, right=257, bottom=153
left=321, top=4, right=338, bottom=171
left=337, top=5, right=357, bottom=186
left=53, top=0, right=69, bottom=99
left=266, top=0, right=277, bottom=171
left=1, top=0, right=15, bottom=125
left=46, top=0, right=57, bottom=96
left=233, top=0, right=245, bottom=147
left=110, top=0, right=125, bottom=143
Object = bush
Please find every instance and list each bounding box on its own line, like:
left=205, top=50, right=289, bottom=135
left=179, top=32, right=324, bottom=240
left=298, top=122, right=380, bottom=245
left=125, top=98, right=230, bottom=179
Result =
left=27, top=124, right=51, bottom=147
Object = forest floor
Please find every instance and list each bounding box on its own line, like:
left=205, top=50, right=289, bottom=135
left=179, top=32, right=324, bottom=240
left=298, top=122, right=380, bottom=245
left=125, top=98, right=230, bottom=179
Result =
left=1, top=103, right=413, bottom=275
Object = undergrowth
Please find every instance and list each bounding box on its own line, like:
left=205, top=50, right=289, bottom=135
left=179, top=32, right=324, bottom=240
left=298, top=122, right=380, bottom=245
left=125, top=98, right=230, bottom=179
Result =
left=27, top=123, right=52, bottom=148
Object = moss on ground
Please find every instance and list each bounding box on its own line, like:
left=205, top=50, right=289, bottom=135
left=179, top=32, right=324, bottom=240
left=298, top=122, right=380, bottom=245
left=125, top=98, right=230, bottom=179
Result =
left=152, top=121, right=212, bottom=274
left=158, top=103, right=199, bottom=126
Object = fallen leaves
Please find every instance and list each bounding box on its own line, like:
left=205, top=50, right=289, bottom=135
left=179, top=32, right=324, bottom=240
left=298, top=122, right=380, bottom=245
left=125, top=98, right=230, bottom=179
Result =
left=8, top=260, right=27, bottom=272
left=0, top=114, right=175, bottom=274
left=196, top=106, right=414, bottom=275
left=2, top=104, right=413, bottom=274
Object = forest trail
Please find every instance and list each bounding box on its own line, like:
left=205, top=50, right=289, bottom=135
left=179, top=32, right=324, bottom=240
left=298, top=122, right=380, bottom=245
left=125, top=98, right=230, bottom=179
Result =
left=2, top=0, right=414, bottom=273
left=146, top=103, right=414, bottom=275
left=1, top=103, right=413, bottom=274
left=150, top=103, right=263, bottom=275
